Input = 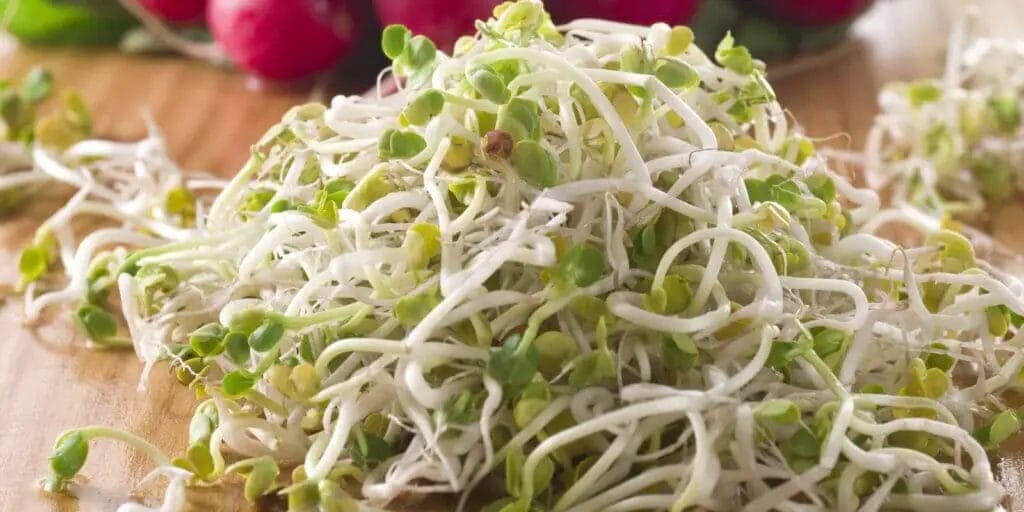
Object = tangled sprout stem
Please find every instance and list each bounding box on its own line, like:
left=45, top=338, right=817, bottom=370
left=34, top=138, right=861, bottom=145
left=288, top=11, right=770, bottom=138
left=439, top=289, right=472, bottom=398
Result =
left=7, top=1, right=1024, bottom=511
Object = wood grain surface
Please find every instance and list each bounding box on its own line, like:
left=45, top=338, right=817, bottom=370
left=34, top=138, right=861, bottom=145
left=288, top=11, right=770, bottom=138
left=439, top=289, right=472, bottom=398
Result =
left=1, top=0, right=1023, bottom=510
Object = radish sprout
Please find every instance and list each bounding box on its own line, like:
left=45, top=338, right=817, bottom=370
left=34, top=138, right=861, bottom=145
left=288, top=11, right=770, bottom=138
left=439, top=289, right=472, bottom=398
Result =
left=12, top=1, right=1024, bottom=511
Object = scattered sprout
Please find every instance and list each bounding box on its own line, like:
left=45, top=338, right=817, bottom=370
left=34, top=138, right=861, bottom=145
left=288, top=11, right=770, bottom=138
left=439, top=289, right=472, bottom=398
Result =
left=860, top=28, right=1024, bottom=216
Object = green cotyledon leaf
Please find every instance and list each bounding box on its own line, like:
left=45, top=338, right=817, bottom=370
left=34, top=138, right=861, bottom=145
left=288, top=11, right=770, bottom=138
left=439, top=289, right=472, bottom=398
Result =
left=487, top=334, right=539, bottom=395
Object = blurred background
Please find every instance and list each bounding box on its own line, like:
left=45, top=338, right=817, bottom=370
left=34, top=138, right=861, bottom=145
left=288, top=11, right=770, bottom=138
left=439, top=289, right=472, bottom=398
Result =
left=0, top=0, right=876, bottom=80
left=0, top=0, right=883, bottom=171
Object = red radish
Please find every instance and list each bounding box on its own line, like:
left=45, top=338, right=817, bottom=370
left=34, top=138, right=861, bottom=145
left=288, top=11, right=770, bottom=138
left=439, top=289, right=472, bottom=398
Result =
left=137, top=0, right=208, bottom=23
left=549, top=0, right=702, bottom=26
left=207, top=0, right=362, bottom=80
left=753, top=0, right=873, bottom=27
left=373, top=0, right=501, bottom=51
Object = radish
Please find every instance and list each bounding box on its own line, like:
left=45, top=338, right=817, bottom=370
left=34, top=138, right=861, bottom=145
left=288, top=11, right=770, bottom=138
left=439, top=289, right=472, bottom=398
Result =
left=207, top=0, right=362, bottom=80
left=753, top=0, right=873, bottom=27
left=373, top=0, right=501, bottom=51
left=548, top=0, right=702, bottom=26
left=137, top=0, right=207, bottom=23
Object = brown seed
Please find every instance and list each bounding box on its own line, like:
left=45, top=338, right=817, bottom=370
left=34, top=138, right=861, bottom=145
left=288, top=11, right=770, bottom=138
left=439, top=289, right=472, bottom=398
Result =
left=483, top=129, right=514, bottom=160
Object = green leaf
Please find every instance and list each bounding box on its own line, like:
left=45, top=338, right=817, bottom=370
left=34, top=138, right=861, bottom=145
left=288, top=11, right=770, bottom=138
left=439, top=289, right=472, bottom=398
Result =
left=645, top=275, right=691, bottom=315
left=174, top=357, right=207, bottom=385
left=394, top=285, right=442, bottom=328
left=324, top=178, right=355, bottom=205
left=241, top=188, right=276, bottom=213
left=666, top=26, right=694, bottom=55
left=492, top=0, right=544, bottom=40
left=381, top=24, right=411, bottom=60
left=988, top=410, right=1021, bottom=447
left=988, top=94, right=1021, bottom=134
left=187, top=442, right=215, bottom=478
left=792, top=136, right=815, bottom=165
left=811, top=328, right=846, bottom=359
left=344, top=168, right=395, bottom=211
left=926, top=229, right=976, bottom=273
left=987, top=304, right=1010, bottom=338
left=805, top=173, right=836, bottom=202
left=661, top=332, right=697, bottom=372
left=487, top=335, right=539, bottom=395
left=568, top=349, right=616, bottom=388
left=224, top=331, right=251, bottom=365
left=248, top=319, right=285, bottom=352
left=189, top=323, right=228, bottom=357
left=49, top=431, right=88, bottom=479
left=497, top=98, right=541, bottom=143
left=513, top=397, right=548, bottom=429
left=534, top=331, right=580, bottom=377
left=755, top=399, right=801, bottom=425
left=784, top=426, right=820, bottom=460
left=242, top=458, right=279, bottom=502
left=766, top=339, right=804, bottom=380
left=969, top=153, right=1015, bottom=201
left=557, top=244, right=605, bottom=288
left=350, top=427, right=392, bottom=466
left=136, top=264, right=179, bottom=295
left=629, top=223, right=664, bottom=272
left=643, top=287, right=668, bottom=314
left=297, top=189, right=339, bottom=228
left=188, top=403, right=218, bottom=444
left=164, top=186, right=196, bottom=225
left=469, top=67, right=511, bottom=105
left=513, top=379, right=551, bottom=428
left=73, top=303, right=118, bottom=342
left=443, top=136, right=472, bottom=173
left=227, top=308, right=268, bottom=334
left=744, top=177, right=770, bottom=204
left=923, top=343, right=955, bottom=372
left=568, top=295, right=607, bottom=323
left=533, top=455, right=555, bottom=496
left=715, top=32, right=754, bottom=75
left=504, top=444, right=525, bottom=497
left=655, top=58, right=699, bottom=90
left=906, top=80, right=941, bottom=107
left=402, top=88, right=446, bottom=125
left=405, top=223, right=441, bottom=270
left=222, top=370, right=257, bottom=397
left=441, top=390, right=479, bottom=425
left=405, top=35, right=437, bottom=69
left=97, top=261, right=132, bottom=299
left=619, top=44, right=649, bottom=75
left=287, top=480, right=320, bottom=511
left=378, top=129, right=427, bottom=160
left=901, top=358, right=949, bottom=399
left=319, top=480, right=360, bottom=511
left=448, top=177, right=478, bottom=205
left=510, top=140, right=557, bottom=189
left=20, top=67, right=53, bottom=103
left=18, top=245, right=49, bottom=285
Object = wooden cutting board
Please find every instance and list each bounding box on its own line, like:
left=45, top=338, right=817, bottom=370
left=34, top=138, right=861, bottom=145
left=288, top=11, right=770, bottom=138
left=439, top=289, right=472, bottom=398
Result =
left=1, top=0, right=1023, bottom=510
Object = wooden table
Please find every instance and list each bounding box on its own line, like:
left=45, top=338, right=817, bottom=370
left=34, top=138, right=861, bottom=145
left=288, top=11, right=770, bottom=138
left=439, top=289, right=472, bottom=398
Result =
left=1, top=0, right=1022, bottom=509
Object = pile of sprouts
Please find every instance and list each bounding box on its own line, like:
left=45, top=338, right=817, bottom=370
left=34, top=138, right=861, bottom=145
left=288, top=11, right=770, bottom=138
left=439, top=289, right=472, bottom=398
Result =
left=856, top=19, right=1024, bottom=219
left=0, top=67, right=89, bottom=214
left=6, top=1, right=1024, bottom=510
